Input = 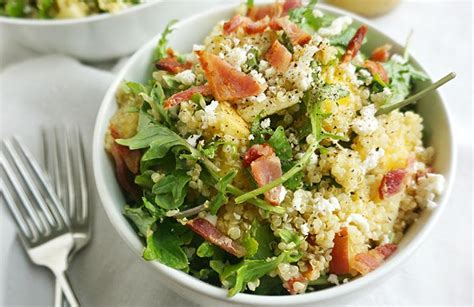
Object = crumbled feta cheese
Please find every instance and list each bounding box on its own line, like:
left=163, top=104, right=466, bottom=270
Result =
left=312, top=9, right=324, bottom=18
left=279, top=186, right=288, bottom=203
left=232, top=37, right=240, bottom=46
left=300, top=223, right=310, bottom=236
left=258, top=59, right=269, bottom=71
left=319, top=16, right=353, bottom=36
left=203, top=100, right=219, bottom=125
left=315, top=196, right=341, bottom=213
left=285, top=45, right=318, bottom=91
left=347, top=213, right=370, bottom=234
left=352, top=104, right=379, bottom=136
left=328, top=274, right=339, bottom=285
left=358, top=68, right=373, bottom=86
left=250, top=69, right=267, bottom=86
left=362, top=148, right=385, bottom=172
left=370, top=87, right=392, bottom=105
left=247, top=279, right=260, bottom=291
left=174, top=69, right=196, bottom=86
left=309, top=153, right=319, bottom=165
left=260, top=118, right=271, bottom=129
left=415, top=173, right=445, bottom=209
left=192, top=44, right=205, bottom=51
left=226, top=47, right=247, bottom=70
left=249, top=92, right=267, bottom=104
left=186, top=134, right=201, bottom=148
left=292, top=189, right=312, bottom=213
left=248, top=134, right=255, bottom=141
left=391, top=54, right=406, bottom=64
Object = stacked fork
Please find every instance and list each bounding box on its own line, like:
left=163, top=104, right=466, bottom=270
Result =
left=1, top=127, right=90, bottom=307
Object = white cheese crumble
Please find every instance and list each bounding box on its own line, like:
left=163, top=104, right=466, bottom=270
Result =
left=174, top=69, right=196, bottom=86
left=278, top=186, right=288, bottom=204
left=318, top=16, right=353, bottom=36
left=292, top=189, right=312, bottom=213
left=328, top=274, right=339, bottom=285
left=351, top=104, right=379, bottom=136
left=203, top=100, right=219, bottom=126
left=250, top=69, right=267, bottom=86
left=312, top=9, right=324, bottom=18
left=248, top=134, right=255, bottom=141
left=370, top=87, right=392, bottom=105
left=300, top=223, right=310, bottom=236
left=260, top=118, right=271, bottom=129
left=347, top=213, right=370, bottom=234
left=285, top=45, right=318, bottom=91
left=315, top=196, right=340, bottom=213
left=415, top=173, right=445, bottom=209
left=309, top=153, right=319, bottom=165
left=362, top=148, right=385, bottom=173
left=249, top=92, right=267, bottom=104
left=247, top=279, right=260, bottom=291
left=192, top=44, right=205, bottom=52
left=186, top=134, right=201, bottom=148
left=226, top=47, right=247, bottom=70
left=358, top=68, right=373, bottom=86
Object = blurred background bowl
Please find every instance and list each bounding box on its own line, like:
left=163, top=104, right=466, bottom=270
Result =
left=0, top=0, right=234, bottom=62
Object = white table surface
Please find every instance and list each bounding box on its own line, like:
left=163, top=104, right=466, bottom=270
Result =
left=1, top=1, right=473, bottom=306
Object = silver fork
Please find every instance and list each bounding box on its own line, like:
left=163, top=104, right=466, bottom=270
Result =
left=0, top=137, right=79, bottom=307
left=43, top=127, right=90, bottom=307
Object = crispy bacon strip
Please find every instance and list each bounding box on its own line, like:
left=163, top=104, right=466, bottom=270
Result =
left=250, top=153, right=283, bottom=205
left=243, top=143, right=275, bottom=167
left=370, top=44, right=392, bottom=62
left=265, top=39, right=292, bottom=72
left=164, top=84, right=212, bottom=109
left=223, top=15, right=270, bottom=35
left=109, top=143, right=141, bottom=199
left=196, top=50, right=266, bottom=101
left=364, top=60, right=389, bottom=84
left=352, top=244, right=397, bottom=275
left=379, top=168, right=407, bottom=199
left=342, top=25, right=368, bottom=62
left=329, top=227, right=351, bottom=275
left=270, top=17, right=311, bottom=46
left=223, top=15, right=246, bottom=34
left=155, top=57, right=192, bottom=74
left=186, top=218, right=247, bottom=257
left=247, top=2, right=283, bottom=21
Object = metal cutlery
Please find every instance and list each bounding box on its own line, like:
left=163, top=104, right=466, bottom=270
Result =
left=42, top=127, right=91, bottom=307
left=0, top=137, right=79, bottom=307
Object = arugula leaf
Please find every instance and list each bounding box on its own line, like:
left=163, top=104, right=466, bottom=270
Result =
left=154, top=20, right=178, bottom=61
left=198, top=141, right=225, bottom=159
left=246, top=0, right=254, bottom=8
left=152, top=170, right=191, bottom=210
left=244, top=47, right=260, bottom=72
left=196, top=242, right=216, bottom=258
left=248, top=221, right=275, bottom=260
left=277, top=228, right=304, bottom=246
left=148, top=83, right=172, bottom=127
left=268, top=126, right=293, bottom=161
left=134, top=170, right=155, bottom=189
left=383, top=56, right=429, bottom=105
left=5, top=0, right=25, bottom=17
left=288, top=0, right=325, bottom=32
left=143, top=219, right=189, bottom=270
left=37, top=0, right=53, bottom=18
left=329, top=27, right=367, bottom=47
left=250, top=116, right=274, bottom=144
left=253, top=276, right=286, bottom=295
left=123, top=205, right=156, bottom=237
left=208, top=170, right=237, bottom=215
left=241, top=233, right=259, bottom=259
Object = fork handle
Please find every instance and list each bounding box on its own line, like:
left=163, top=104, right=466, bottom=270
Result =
left=54, top=271, right=79, bottom=307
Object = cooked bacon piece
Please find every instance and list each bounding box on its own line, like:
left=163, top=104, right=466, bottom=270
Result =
left=186, top=218, right=247, bottom=258
left=164, top=84, right=212, bottom=109
left=352, top=244, right=397, bottom=275
left=109, top=143, right=141, bottom=199
left=243, top=143, right=275, bottom=167
left=223, top=15, right=246, bottom=34
left=342, top=25, right=368, bottom=63
left=223, top=15, right=270, bottom=35
left=379, top=168, right=407, bottom=199
left=282, top=0, right=302, bottom=15
left=155, top=57, right=192, bottom=74
left=270, top=17, right=311, bottom=46
left=250, top=154, right=283, bottom=205
left=247, top=2, right=283, bottom=21
left=196, top=50, right=266, bottom=101
left=329, top=227, right=351, bottom=275
left=370, top=44, right=392, bottom=62
left=265, top=39, right=292, bottom=72
left=364, top=60, right=389, bottom=84
left=285, top=275, right=305, bottom=295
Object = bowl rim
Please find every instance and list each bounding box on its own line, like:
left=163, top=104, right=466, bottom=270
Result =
left=92, top=3, right=457, bottom=305
left=0, top=0, right=161, bottom=26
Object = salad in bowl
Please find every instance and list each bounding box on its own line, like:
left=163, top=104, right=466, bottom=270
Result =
left=104, top=0, right=448, bottom=297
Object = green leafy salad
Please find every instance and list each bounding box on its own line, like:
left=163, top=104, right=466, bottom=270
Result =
left=105, top=0, right=447, bottom=297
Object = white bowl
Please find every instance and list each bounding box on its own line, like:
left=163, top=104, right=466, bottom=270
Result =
left=92, top=4, right=456, bottom=306
left=0, top=1, right=174, bottom=62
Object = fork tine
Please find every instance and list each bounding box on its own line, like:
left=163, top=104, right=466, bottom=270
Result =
left=1, top=144, right=47, bottom=235
left=0, top=176, right=38, bottom=242
left=43, top=128, right=63, bottom=201
left=10, top=137, right=71, bottom=229
left=63, top=128, right=76, bottom=219
left=72, top=127, right=88, bottom=223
